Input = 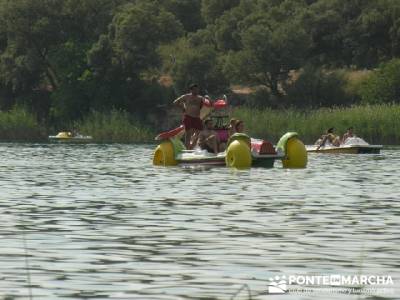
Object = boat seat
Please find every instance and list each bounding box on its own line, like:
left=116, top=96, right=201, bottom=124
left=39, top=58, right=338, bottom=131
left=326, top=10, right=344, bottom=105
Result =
left=251, top=140, right=276, bottom=155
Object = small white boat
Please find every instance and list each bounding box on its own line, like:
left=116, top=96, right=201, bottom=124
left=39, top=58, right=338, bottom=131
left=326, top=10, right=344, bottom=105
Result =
left=307, top=137, right=382, bottom=154
left=49, top=132, right=93, bottom=143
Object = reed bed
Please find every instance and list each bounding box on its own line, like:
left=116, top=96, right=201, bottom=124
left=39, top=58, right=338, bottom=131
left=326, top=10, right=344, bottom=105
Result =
left=234, top=104, right=400, bottom=145
left=0, top=107, right=45, bottom=141
left=0, top=105, right=398, bottom=145
left=76, top=110, right=154, bottom=143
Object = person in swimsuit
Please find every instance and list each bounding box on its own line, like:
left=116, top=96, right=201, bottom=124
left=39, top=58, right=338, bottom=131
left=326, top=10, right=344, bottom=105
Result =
left=198, top=119, right=219, bottom=154
left=317, top=127, right=340, bottom=150
left=173, top=84, right=204, bottom=149
left=341, top=127, right=354, bottom=144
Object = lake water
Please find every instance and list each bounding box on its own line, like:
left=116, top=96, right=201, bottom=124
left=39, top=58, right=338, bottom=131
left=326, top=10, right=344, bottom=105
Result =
left=0, top=143, right=399, bottom=300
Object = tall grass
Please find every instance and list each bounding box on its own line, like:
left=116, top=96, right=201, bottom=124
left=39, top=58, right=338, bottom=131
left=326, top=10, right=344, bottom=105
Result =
left=76, top=110, right=154, bottom=143
left=0, top=105, right=397, bottom=145
left=234, top=104, right=400, bottom=144
left=0, top=107, right=45, bottom=141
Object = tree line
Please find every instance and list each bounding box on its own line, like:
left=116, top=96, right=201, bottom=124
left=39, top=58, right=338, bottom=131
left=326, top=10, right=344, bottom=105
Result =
left=0, top=0, right=399, bottom=127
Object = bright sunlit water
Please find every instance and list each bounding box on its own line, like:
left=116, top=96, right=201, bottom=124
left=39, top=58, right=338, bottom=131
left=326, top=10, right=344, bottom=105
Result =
left=0, top=143, right=399, bottom=300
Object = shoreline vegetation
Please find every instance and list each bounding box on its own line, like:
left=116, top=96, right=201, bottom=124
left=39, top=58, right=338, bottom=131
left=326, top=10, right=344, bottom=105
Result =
left=234, top=104, right=400, bottom=145
left=0, top=108, right=155, bottom=143
left=0, top=108, right=46, bottom=142
left=1, top=104, right=399, bottom=145
left=75, top=110, right=154, bottom=143
left=1, top=1, right=400, bottom=146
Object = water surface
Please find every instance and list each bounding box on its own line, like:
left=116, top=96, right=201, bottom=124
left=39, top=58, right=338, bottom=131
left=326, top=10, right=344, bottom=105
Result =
left=0, top=143, right=399, bottom=299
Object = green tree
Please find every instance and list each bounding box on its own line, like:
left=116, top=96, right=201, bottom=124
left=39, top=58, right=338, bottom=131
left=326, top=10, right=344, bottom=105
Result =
left=285, top=66, right=353, bottom=108
left=352, top=0, right=400, bottom=67
left=213, top=1, right=256, bottom=51
left=0, top=0, right=119, bottom=120
left=359, top=59, right=400, bottom=104
left=224, top=18, right=310, bottom=98
left=201, top=0, right=240, bottom=25
left=162, top=38, right=229, bottom=95
left=86, top=2, right=183, bottom=117
left=301, top=0, right=347, bottom=66
left=91, top=3, right=183, bottom=70
left=108, top=2, right=183, bottom=73
left=303, top=0, right=400, bottom=68
left=0, top=0, right=63, bottom=91
left=160, top=0, right=204, bottom=32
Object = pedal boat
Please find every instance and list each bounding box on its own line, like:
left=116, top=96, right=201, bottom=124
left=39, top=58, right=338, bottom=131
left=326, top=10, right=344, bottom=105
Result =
left=153, top=131, right=308, bottom=169
left=154, top=96, right=307, bottom=168
left=49, top=132, right=93, bottom=143
left=306, top=137, right=382, bottom=154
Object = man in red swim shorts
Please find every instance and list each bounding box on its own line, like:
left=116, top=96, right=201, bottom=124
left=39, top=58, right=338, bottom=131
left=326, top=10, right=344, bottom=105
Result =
left=173, top=84, right=204, bottom=149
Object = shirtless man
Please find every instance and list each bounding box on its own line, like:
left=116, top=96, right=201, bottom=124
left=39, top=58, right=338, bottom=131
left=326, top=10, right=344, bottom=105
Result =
left=198, top=119, right=219, bottom=154
left=173, top=84, right=204, bottom=149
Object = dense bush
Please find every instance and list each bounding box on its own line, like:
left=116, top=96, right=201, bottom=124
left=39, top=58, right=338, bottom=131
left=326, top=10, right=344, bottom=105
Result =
left=0, top=107, right=45, bottom=141
left=359, top=59, right=400, bottom=104
left=285, top=66, right=354, bottom=108
left=242, top=88, right=288, bottom=109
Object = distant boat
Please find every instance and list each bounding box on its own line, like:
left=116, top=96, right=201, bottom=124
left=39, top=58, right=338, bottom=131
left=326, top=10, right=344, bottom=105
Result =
left=307, top=137, right=382, bottom=154
left=49, top=131, right=93, bottom=143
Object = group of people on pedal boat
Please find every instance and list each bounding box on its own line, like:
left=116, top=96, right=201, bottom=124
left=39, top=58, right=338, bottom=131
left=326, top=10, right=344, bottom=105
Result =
left=316, top=127, right=355, bottom=150
left=173, top=84, right=244, bottom=154
left=197, top=117, right=244, bottom=154
left=173, top=83, right=362, bottom=154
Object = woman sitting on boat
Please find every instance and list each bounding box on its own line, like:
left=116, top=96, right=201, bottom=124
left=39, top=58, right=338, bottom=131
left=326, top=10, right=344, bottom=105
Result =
left=316, top=127, right=340, bottom=150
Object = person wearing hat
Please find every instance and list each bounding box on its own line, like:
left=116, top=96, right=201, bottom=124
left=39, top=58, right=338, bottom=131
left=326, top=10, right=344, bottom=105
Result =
left=173, top=84, right=204, bottom=149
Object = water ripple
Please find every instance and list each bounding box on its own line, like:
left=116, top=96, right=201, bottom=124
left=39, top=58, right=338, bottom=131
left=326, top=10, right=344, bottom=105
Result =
left=0, top=143, right=398, bottom=299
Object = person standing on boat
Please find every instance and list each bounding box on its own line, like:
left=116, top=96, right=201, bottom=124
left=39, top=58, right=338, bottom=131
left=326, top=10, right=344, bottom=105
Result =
left=173, top=84, right=204, bottom=149
left=341, top=127, right=354, bottom=144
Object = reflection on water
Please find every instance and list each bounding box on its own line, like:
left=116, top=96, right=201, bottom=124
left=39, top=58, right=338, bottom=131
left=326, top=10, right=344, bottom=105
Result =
left=0, top=143, right=399, bottom=299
